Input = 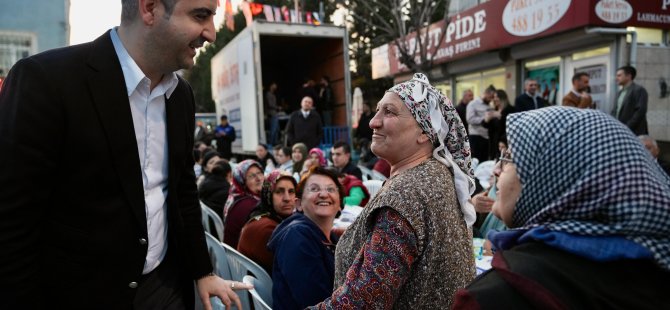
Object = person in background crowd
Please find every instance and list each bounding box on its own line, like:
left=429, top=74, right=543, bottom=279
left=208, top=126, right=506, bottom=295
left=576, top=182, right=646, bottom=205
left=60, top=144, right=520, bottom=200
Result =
left=215, top=115, right=236, bottom=160
left=372, top=158, right=391, bottom=178
left=318, top=76, right=334, bottom=126
left=238, top=170, right=297, bottom=274
left=222, top=160, right=264, bottom=249
left=355, top=101, right=374, bottom=143
left=255, top=144, right=277, bottom=172
left=329, top=168, right=370, bottom=207
left=197, top=151, right=222, bottom=186
left=291, top=142, right=309, bottom=176
left=486, top=89, right=514, bottom=160
left=456, top=89, right=474, bottom=132
left=194, top=120, right=207, bottom=142
left=309, top=148, right=327, bottom=167
left=563, top=72, right=592, bottom=109
left=0, top=0, right=249, bottom=308
left=639, top=135, right=670, bottom=176
left=467, top=85, right=496, bottom=162
left=198, top=159, right=232, bottom=218
left=312, top=73, right=476, bottom=309
left=286, top=96, right=323, bottom=149
left=268, top=167, right=343, bottom=310
left=515, top=78, right=547, bottom=112
left=265, top=82, right=280, bottom=145
left=613, top=65, right=648, bottom=135
left=543, top=78, right=558, bottom=106
left=331, top=141, right=363, bottom=180
left=453, top=107, right=670, bottom=309
left=273, top=145, right=294, bottom=173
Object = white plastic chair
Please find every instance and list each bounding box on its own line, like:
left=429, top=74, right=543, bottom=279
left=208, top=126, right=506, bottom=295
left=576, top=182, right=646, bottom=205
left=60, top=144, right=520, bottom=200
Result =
left=194, top=232, right=231, bottom=310
left=200, top=201, right=224, bottom=241
left=221, top=243, right=273, bottom=310
left=243, top=275, right=272, bottom=310
left=363, top=179, right=384, bottom=200
left=357, top=164, right=373, bottom=181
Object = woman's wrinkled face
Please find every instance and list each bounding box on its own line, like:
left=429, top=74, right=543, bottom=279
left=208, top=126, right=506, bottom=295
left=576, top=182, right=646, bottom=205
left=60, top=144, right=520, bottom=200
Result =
left=245, top=166, right=265, bottom=194
left=492, top=150, right=522, bottom=227
left=292, top=148, right=304, bottom=162
left=272, top=179, right=296, bottom=218
left=299, top=174, right=341, bottom=222
left=369, top=92, right=425, bottom=164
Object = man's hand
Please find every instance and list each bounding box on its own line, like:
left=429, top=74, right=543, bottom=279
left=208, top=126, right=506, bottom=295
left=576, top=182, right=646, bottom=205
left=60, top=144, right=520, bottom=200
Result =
left=471, top=192, right=495, bottom=213
left=196, top=275, right=253, bottom=310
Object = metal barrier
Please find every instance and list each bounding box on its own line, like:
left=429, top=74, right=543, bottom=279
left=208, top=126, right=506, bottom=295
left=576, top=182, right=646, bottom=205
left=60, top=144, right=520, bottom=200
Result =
left=320, top=126, right=350, bottom=150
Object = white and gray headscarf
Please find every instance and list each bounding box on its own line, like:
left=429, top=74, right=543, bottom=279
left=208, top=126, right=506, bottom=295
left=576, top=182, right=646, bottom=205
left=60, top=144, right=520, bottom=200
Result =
left=388, top=73, right=476, bottom=227
left=507, top=107, right=670, bottom=270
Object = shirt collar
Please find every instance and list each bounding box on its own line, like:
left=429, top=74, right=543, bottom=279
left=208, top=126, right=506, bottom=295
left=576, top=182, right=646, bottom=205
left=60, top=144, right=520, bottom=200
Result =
left=110, top=27, right=178, bottom=99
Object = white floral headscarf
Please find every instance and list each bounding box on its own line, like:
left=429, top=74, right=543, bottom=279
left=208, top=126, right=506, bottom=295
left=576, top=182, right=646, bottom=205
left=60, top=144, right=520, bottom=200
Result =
left=388, top=73, right=476, bottom=226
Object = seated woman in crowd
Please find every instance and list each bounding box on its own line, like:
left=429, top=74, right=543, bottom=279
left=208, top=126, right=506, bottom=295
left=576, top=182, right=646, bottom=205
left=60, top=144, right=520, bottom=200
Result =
left=222, top=159, right=264, bottom=248
left=237, top=170, right=296, bottom=274
left=291, top=143, right=308, bottom=176
left=329, top=168, right=370, bottom=207
left=453, top=107, right=670, bottom=309
left=197, top=150, right=222, bottom=186
left=198, top=159, right=232, bottom=217
left=309, top=147, right=328, bottom=167
left=255, top=143, right=277, bottom=172
left=312, top=73, right=476, bottom=309
left=268, top=166, right=343, bottom=310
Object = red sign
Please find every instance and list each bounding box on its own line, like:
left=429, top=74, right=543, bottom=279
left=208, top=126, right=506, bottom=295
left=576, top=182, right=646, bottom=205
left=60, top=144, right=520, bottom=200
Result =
left=373, top=0, right=670, bottom=78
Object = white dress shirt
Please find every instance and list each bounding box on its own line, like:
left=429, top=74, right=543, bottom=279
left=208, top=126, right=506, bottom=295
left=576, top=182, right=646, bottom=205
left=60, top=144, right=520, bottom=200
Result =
left=110, top=28, right=179, bottom=274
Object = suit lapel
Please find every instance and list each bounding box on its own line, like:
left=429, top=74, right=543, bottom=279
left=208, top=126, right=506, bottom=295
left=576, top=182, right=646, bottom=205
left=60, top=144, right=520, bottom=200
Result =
left=166, top=84, right=187, bottom=198
left=85, top=31, right=147, bottom=234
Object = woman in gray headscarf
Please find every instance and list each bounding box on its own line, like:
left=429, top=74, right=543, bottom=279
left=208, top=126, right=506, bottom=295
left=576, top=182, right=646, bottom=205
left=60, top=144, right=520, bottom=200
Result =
left=453, top=107, right=670, bottom=309
left=311, top=73, right=476, bottom=309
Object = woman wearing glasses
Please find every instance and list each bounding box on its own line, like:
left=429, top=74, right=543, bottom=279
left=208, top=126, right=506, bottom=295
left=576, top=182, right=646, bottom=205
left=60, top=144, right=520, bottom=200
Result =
left=312, top=73, right=476, bottom=309
left=453, top=107, right=670, bottom=309
left=268, top=166, right=344, bottom=310
left=222, top=159, right=265, bottom=248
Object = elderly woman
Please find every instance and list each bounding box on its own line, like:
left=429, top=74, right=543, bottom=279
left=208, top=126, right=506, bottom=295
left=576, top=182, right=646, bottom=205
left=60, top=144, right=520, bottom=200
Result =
left=453, top=107, right=670, bottom=309
left=222, top=159, right=264, bottom=248
left=312, top=73, right=476, bottom=309
left=268, top=166, right=343, bottom=310
left=237, top=170, right=297, bottom=274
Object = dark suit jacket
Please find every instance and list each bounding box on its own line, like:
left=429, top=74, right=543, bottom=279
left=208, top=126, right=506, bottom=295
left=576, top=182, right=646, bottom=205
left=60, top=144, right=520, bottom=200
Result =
left=0, top=32, right=211, bottom=309
left=612, top=82, right=648, bottom=135
left=514, top=93, right=547, bottom=112
left=286, top=110, right=323, bottom=149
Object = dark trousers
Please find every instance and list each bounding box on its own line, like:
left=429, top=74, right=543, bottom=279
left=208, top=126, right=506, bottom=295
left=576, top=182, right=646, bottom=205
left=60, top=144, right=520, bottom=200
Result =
left=470, top=135, right=490, bottom=162
left=133, top=251, right=186, bottom=310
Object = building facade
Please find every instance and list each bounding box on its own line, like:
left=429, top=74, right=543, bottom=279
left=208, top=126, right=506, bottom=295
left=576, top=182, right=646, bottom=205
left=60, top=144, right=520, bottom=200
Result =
left=0, top=0, right=70, bottom=80
left=373, top=0, right=670, bottom=142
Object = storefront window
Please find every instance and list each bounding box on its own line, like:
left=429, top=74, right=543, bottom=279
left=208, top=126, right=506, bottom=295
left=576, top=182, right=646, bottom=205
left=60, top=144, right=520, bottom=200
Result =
left=433, top=82, right=452, bottom=102
left=525, top=57, right=560, bottom=106
left=455, top=67, right=504, bottom=101
left=626, top=27, right=664, bottom=44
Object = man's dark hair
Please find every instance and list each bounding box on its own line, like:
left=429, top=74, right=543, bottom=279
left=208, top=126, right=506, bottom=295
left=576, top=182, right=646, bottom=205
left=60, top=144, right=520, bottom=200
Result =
left=484, top=84, right=496, bottom=94
left=279, top=146, right=291, bottom=157
left=211, top=160, right=232, bottom=177
left=220, top=115, right=228, bottom=121
left=572, top=72, right=589, bottom=83
left=333, top=141, right=350, bottom=154
left=617, top=65, right=637, bottom=80
left=121, top=0, right=177, bottom=24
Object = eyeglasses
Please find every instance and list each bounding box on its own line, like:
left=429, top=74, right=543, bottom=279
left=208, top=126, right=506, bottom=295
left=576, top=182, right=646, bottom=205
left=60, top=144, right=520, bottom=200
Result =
left=498, top=150, right=514, bottom=170
left=306, top=184, right=338, bottom=194
left=246, top=171, right=264, bottom=181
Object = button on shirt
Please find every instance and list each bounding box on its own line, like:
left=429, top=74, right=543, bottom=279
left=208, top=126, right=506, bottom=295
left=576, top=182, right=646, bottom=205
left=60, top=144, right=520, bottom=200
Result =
left=111, top=28, right=178, bottom=274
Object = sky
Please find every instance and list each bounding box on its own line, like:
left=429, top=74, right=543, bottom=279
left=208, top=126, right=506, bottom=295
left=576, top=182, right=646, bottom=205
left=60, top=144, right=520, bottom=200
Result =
left=69, top=0, right=233, bottom=45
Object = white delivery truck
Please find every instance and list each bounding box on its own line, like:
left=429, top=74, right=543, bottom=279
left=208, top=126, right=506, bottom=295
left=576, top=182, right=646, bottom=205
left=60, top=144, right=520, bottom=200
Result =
left=211, top=20, right=352, bottom=156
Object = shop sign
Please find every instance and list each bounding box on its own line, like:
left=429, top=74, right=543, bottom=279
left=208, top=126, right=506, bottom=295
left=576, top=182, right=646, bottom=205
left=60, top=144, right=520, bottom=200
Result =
left=595, top=0, right=633, bottom=24
left=503, top=0, right=571, bottom=36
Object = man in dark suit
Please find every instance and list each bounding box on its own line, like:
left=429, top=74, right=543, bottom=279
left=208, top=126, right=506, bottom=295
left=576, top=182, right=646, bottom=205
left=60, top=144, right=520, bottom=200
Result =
left=613, top=65, right=648, bottom=135
left=514, top=78, right=547, bottom=112
left=0, top=0, right=249, bottom=309
left=285, top=96, right=323, bottom=149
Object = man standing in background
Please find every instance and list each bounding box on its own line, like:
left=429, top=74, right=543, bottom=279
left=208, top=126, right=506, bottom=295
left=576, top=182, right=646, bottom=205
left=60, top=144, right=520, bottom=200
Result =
left=215, top=115, right=236, bottom=160
left=286, top=96, right=323, bottom=149
left=456, top=89, right=473, bottom=133
left=515, top=78, right=547, bottom=112
left=613, top=65, right=648, bottom=135
left=562, top=72, right=592, bottom=109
